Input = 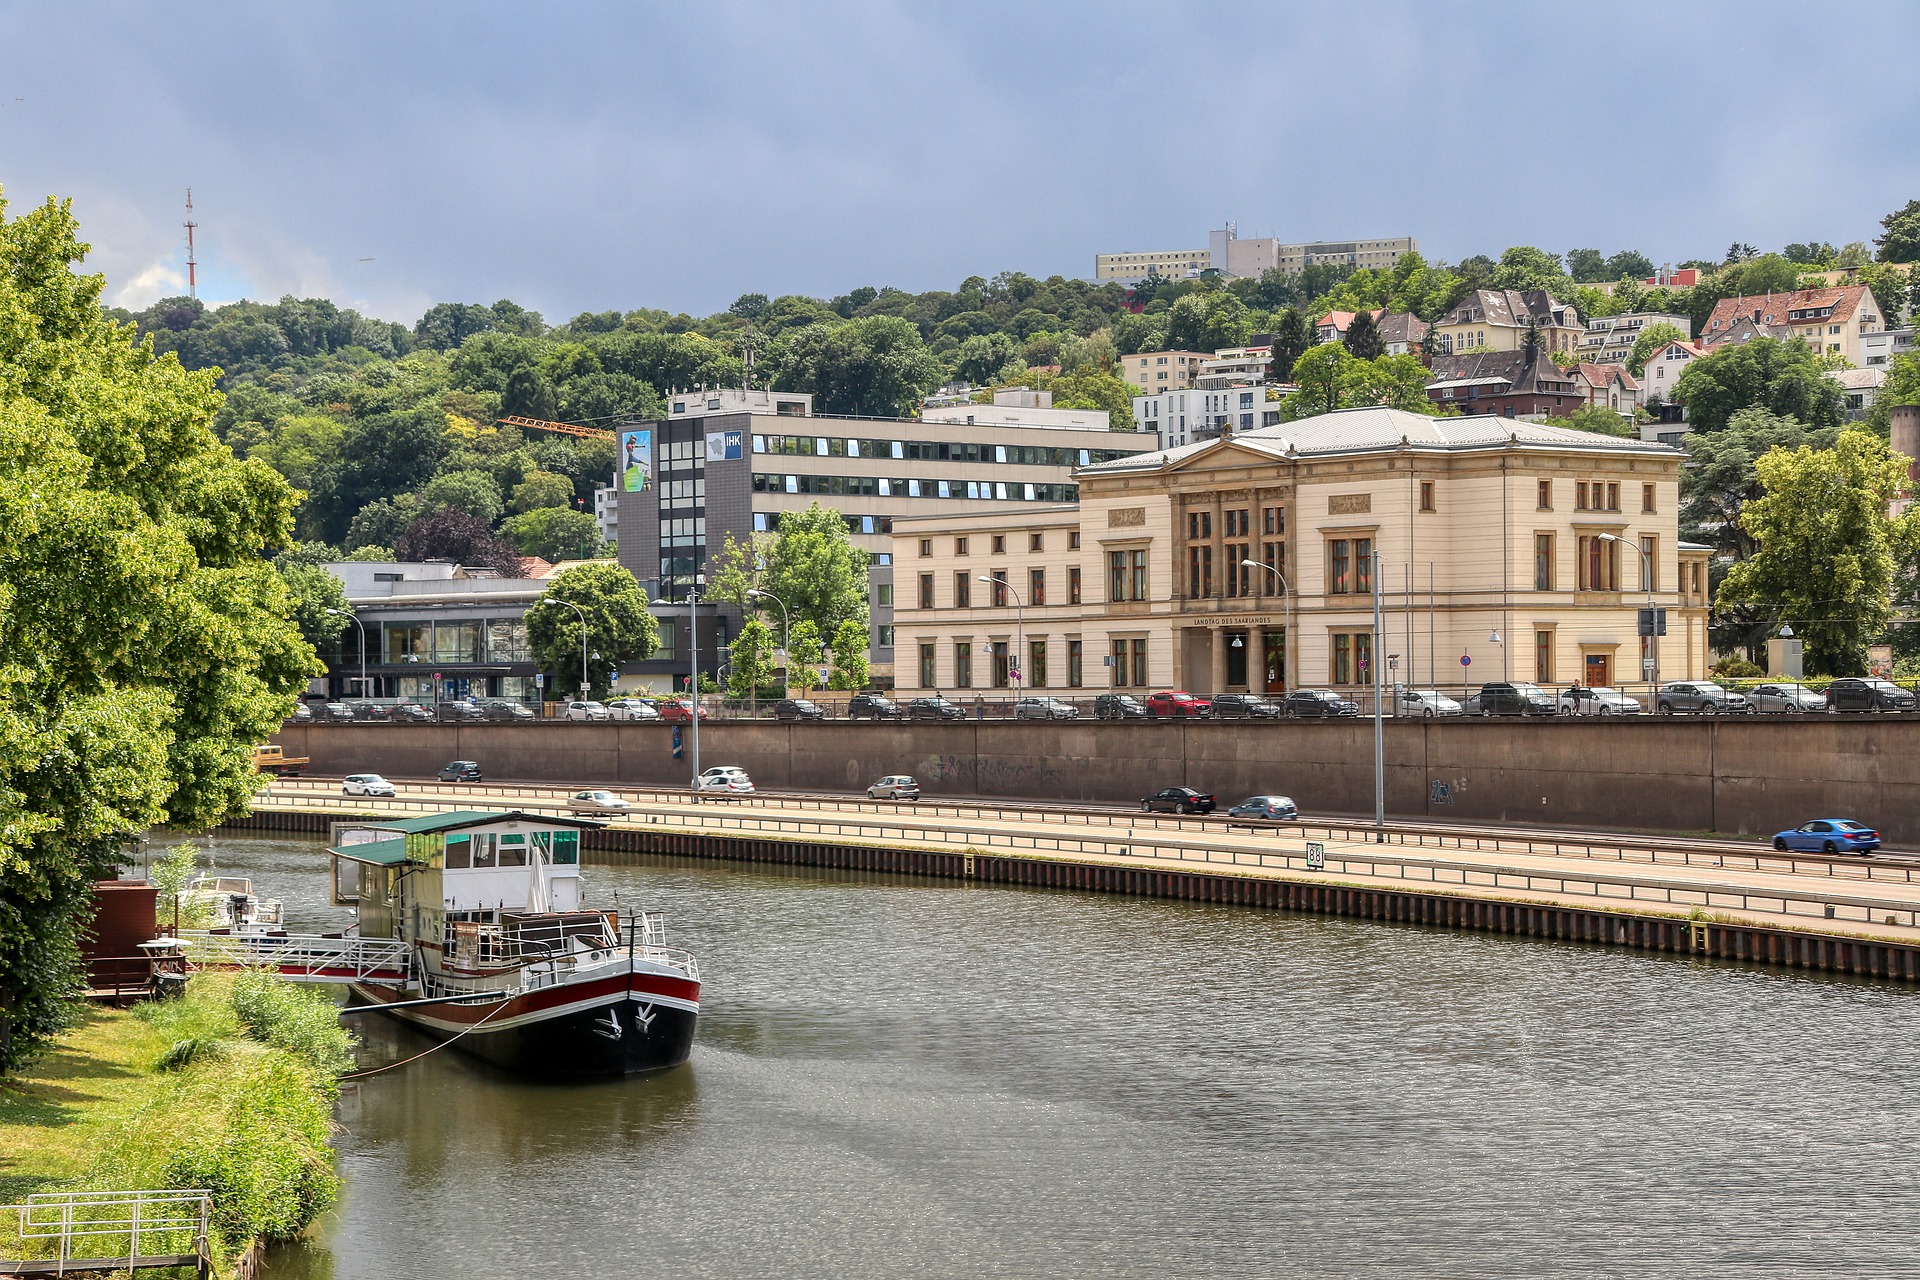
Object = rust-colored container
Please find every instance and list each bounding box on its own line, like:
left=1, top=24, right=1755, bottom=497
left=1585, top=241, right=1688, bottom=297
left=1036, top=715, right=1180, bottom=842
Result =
left=85, top=881, right=159, bottom=999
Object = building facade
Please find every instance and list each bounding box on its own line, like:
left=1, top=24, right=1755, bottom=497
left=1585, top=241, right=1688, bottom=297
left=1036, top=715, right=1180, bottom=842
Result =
left=1700, top=286, right=1883, bottom=367
left=1431, top=290, right=1584, bottom=356
left=1094, top=230, right=1418, bottom=284
left=1093, top=248, right=1212, bottom=284
left=1424, top=351, right=1585, bottom=420
left=1574, top=311, right=1693, bottom=364
left=892, top=407, right=1707, bottom=702
left=1132, top=386, right=1281, bottom=446
left=1121, top=350, right=1210, bottom=393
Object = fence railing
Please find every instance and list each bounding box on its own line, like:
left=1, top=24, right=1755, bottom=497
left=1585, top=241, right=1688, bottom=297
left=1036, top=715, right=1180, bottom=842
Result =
left=174, top=931, right=411, bottom=984
left=2, top=1189, right=210, bottom=1275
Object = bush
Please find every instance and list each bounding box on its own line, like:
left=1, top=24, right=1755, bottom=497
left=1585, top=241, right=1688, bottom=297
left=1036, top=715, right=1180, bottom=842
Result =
left=229, top=969, right=356, bottom=1076
left=1710, top=657, right=1764, bottom=678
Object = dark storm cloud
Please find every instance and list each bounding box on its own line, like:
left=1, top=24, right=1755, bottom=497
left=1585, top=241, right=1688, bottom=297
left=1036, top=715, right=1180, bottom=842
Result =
left=0, top=1, right=1914, bottom=323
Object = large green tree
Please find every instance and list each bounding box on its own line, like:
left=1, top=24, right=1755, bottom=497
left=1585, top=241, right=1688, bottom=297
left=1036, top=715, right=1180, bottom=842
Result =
left=306, top=406, right=450, bottom=543
left=724, top=617, right=779, bottom=702
left=1625, top=322, right=1686, bottom=376
left=768, top=316, right=941, bottom=416
left=525, top=563, right=660, bottom=699
left=1672, top=336, right=1846, bottom=434
left=0, top=192, right=318, bottom=1069
left=1342, top=310, right=1385, bottom=360
left=1283, top=344, right=1354, bottom=419
left=500, top=507, right=609, bottom=561
left=1718, top=431, right=1916, bottom=675
left=708, top=503, right=871, bottom=640
left=1876, top=198, right=1920, bottom=263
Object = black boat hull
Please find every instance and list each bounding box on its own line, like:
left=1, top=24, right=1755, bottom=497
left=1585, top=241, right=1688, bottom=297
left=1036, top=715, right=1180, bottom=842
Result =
left=350, top=982, right=698, bottom=1078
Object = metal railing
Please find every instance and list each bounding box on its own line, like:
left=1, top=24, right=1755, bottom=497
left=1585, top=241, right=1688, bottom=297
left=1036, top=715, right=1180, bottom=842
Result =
left=174, top=931, right=412, bottom=984
left=2, top=1189, right=210, bottom=1274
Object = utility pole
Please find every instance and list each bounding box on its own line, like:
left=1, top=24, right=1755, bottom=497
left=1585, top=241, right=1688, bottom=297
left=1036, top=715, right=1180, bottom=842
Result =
left=688, top=578, right=702, bottom=788
left=184, top=190, right=198, bottom=299
left=1372, top=550, right=1386, bottom=839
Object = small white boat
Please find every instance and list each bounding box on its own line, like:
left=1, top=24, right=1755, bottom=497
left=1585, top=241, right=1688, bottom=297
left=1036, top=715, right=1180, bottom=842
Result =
left=182, top=875, right=285, bottom=932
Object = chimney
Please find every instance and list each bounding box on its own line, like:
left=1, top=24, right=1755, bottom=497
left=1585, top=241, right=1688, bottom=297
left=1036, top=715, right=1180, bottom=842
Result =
left=1891, top=404, right=1920, bottom=493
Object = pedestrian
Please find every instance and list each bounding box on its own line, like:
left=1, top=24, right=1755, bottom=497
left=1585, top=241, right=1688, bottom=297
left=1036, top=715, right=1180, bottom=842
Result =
left=975, top=693, right=986, bottom=720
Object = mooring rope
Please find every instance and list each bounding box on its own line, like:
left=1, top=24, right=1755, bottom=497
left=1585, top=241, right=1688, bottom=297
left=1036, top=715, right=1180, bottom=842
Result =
left=337, top=992, right=517, bottom=1080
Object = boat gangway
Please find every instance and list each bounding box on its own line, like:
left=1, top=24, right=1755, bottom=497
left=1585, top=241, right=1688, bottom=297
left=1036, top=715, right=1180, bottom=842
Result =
left=170, top=931, right=411, bottom=985
left=0, top=1189, right=211, bottom=1278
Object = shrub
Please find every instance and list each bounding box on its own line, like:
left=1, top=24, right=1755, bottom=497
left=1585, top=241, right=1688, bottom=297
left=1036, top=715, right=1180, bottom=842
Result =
left=1710, top=657, right=1764, bottom=678
left=229, top=969, right=356, bottom=1076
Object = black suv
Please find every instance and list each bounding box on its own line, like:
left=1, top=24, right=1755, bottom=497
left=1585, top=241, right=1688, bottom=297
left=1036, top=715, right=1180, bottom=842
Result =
left=1284, top=690, right=1359, bottom=719
left=1093, top=693, right=1146, bottom=720
left=437, top=701, right=485, bottom=722
left=1209, top=693, right=1284, bottom=719
left=1465, top=682, right=1556, bottom=717
left=774, top=698, right=826, bottom=722
left=390, top=701, right=435, bottom=723
left=437, top=760, right=483, bottom=782
left=1825, top=678, right=1918, bottom=713
left=347, top=700, right=391, bottom=722
left=846, top=693, right=902, bottom=720
left=906, top=696, right=965, bottom=720
left=480, top=699, right=535, bottom=721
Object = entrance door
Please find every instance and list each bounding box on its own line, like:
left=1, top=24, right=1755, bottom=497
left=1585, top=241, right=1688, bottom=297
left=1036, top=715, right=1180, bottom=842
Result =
left=1264, top=631, right=1287, bottom=693
left=1585, top=653, right=1611, bottom=686
left=1225, top=631, right=1248, bottom=687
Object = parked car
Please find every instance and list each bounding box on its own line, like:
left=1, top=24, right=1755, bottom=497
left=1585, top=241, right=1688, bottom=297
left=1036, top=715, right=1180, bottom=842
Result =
left=1463, top=681, right=1557, bottom=717
left=566, top=789, right=633, bottom=813
left=317, top=702, right=357, bottom=723
left=1209, top=693, right=1284, bottom=719
left=341, top=773, right=396, bottom=797
left=289, top=702, right=314, bottom=723
left=867, top=775, right=921, bottom=800
left=437, top=760, right=483, bottom=782
left=1825, top=677, right=1918, bottom=713
left=1141, top=786, right=1216, bottom=815
left=564, top=700, right=612, bottom=722
left=1015, top=696, right=1079, bottom=721
left=847, top=693, right=903, bottom=720
left=1284, top=689, right=1359, bottom=719
left=436, top=701, right=485, bottom=722
left=479, top=699, right=535, bottom=721
left=605, top=698, right=661, bottom=721
left=1093, top=693, right=1147, bottom=721
left=773, top=698, right=826, bottom=722
left=1393, top=688, right=1463, bottom=718
left=658, top=698, right=708, bottom=722
left=1557, top=686, right=1642, bottom=716
left=390, top=701, right=435, bottom=723
left=1748, top=683, right=1826, bottom=714
left=347, top=700, right=391, bottom=722
left=906, top=696, right=965, bottom=721
left=1227, top=795, right=1299, bottom=821
left=694, top=765, right=754, bottom=794
left=1772, top=819, right=1881, bottom=855
left=1654, top=681, right=1751, bottom=715
left=1146, top=690, right=1211, bottom=719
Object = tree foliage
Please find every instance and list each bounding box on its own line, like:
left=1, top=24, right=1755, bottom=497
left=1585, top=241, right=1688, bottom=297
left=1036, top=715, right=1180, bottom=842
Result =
left=1876, top=198, right=1920, bottom=263
left=711, top=504, right=870, bottom=640
left=1342, top=310, right=1384, bottom=360
left=827, top=619, right=871, bottom=690
left=725, top=617, right=778, bottom=700
left=785, top=619, right=823, bottom=698
left=1626, top=322, right=1687, bottom=376
left=525, top=563, right=659, bottom=699
left=767, top=316, right=941, bottom=416
left=1718, top=431, right=1917, bottom=675
left=0, top=191, right=317, bottom=1069
left=393, top=506, right=525, bottom=575
left=500, top=507, right=610, bottom=561
left=1679, top=408, right=1841, bottom=562
left=1672, top=336, right=1846, bottom=434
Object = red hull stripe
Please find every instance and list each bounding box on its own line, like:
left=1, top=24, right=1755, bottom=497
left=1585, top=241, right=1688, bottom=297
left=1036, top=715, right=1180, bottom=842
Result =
left=351, top=972, right=699, bottom=1034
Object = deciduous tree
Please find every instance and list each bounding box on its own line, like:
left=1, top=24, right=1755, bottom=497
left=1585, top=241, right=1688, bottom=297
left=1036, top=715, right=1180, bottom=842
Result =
left=1342, top=310, right=1384, bottom=360
left=1673, top=336, right=1846, bottom=434
left=1283, top=343, right=1354, bottom=419
left=394, top=507, right=525, bottom=576
left=827, top=619, right=871, bottom=690
left=1626, top=322, right=1686, bottom=376
left=526, top=563, right=659, bottom=699
left=1875, top=199, right=1920, bottom=262
left=501, top=507, right=609, bottom=561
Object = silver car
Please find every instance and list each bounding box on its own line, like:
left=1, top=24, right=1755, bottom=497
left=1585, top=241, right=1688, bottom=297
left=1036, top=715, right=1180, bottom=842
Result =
left=1557, top=686, right=1642, bottom=716
left=566, top=789, right=633, bottom=813
left=1749, top=682, right=1825, bottom=714
left=1393, top=688, right=1463, bottom=717
left=867, top=775, right=921, bottom=801
left=1014, top=696, right=1079, bottom=721
left=1655, top=681, right=1752, bottom=715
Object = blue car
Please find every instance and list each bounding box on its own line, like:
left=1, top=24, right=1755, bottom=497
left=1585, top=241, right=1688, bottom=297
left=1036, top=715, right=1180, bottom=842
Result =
left=1772, top=819, right=1881, bottom=855
left=1228, top=795, right=1299, bottom=821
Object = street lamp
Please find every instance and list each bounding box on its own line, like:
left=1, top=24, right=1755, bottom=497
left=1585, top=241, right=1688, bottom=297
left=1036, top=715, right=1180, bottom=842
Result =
left=749, top=588, right=793, bottom=700
left=539, top=597, right=591, bottom=702
left=978, top=576, right=1025, bottom=695
left=1371, top=551, right=1385, bottom=839
left=325, top=607, right=369, bottom=699
left=1599, top=533, right=1656, bottom=690
left=1241, top=559, right=1295, bottom=694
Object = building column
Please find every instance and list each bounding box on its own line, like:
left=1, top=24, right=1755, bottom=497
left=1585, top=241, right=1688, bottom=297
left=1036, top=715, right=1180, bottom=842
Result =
left=1209, top=628, right=1228, bottom=695
left=1168, top=628, right=1185, bottom=691
left=1247, top=626, right=1266, bottom=694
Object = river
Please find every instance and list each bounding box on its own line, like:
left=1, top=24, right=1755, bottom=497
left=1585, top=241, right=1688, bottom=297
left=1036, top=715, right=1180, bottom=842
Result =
left=166, top=831, right=1920, bottom=1278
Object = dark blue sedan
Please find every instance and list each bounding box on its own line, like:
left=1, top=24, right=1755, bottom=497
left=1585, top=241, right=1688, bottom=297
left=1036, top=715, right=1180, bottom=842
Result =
left=1228, top=795, right=1299, bottom=821
left=1772, top=819, right=1881, bottom=855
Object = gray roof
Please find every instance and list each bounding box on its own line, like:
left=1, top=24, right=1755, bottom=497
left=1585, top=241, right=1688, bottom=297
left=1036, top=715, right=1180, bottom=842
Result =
left=1428, top=350, right=1577, bottom=395
left=1439, top=289, right=1577, bottom=330
left=1076, top=405, right=1680, bottom=475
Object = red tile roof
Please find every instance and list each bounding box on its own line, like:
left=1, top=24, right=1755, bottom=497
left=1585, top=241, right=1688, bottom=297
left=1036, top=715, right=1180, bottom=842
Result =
left=1702, top=285, right=1871, bottom=337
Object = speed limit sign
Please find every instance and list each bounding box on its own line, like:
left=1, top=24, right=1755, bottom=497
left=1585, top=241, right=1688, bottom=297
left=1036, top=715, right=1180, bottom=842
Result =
left=1305, top=841, right=1326, bottom=870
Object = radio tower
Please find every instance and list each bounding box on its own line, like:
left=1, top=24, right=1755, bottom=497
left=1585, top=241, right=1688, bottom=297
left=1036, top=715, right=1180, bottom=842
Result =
left=184, top=189, right=198, bottom=299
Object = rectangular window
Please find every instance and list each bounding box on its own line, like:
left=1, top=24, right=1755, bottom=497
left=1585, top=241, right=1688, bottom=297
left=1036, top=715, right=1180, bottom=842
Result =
left=919, top=538, right=933, bottom=557
left=1131, top=550, right=1148, bottom=602
left=1111, top=639, right=1130, bottom=687
left=1069, top=531, right=1081, bottom=550
left=918, top=642, right=936, bottom=687
left=875, top=625, right=893, bottom=648
left=877, top=584, right=893, bottom=607
left=1606, top=482, right=1619, bottom=511
left=1576, top=481, right=1589, bottom=510
left=1578, top=535, right=1619, bottom=591
left=1640, top=536, right=1657, bottom=592
left=1069, top=566, right=1082, bottom=605
left=1187, top=545, right=1214, bottom=598
left=1029, top=533, right=1044, bottom=552
left=1263, top=506, right=1285, bottom=535
left=1110, top=551, right=1128, bottom=601
left=1534, top=534, right=1555, bottom=591
left=1225, top=543, right=1250, bottom=596
left=1131, top=638, right=1148, bottom=688
left=1030, top=568, right=1046, bottom=606
left=1330, top=540, right=1351, bottom=594
left=1029, top=640, right=1047, bottom=689
left=918, top=573, right=934, bottom=609
left=990, top=574, right=1008, bottom=608
left=1331, top=631, right=1373, bottom=685
left=1225, top=509, right=1249, bottom=537
left=1187, top=511, right=1212, bottom=540
left=954, top=573, right=972, bottom=608
left=1642, top=483, right=1655, bottom=513
left=955, top=537, right=969, bottom=556
left=991, top=534, right=1006, bottom=554
left=1535, top=630, right=1554, bottom=683
left=1538, top=479, right=1553, bottom=509
left=1355, top=539, right=1373, bottom=593
left=990, top=641, right=1010, bottom=688
left=954, top=642, right=973, bottom=688
left=1420, top=481, right=1435, bottom=512
left=1067, top=639, right=1083, bottom=687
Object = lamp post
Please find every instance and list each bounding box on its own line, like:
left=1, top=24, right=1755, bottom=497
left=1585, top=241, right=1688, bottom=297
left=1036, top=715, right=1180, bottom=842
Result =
left=1241, top=559, right=1295, bottom=694
left=540, top=597, right=591, bottom=703
left=325, top=607, right=369, bottom=699
left=1371, top=551, right=1385, bottom=839
left=978, top=576, right=1025, bottom=696
left=1600, top=533, right=1655, bottom=693
left=749, top=588, right=793, bottom=700
left=687, top=577, right=703, bottom=789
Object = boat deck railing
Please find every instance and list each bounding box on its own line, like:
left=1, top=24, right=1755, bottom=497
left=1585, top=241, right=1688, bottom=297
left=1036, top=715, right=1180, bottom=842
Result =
left=172, top=931, right=413, bottom=984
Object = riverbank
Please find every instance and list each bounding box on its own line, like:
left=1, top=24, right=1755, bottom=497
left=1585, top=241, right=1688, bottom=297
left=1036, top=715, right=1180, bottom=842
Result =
left=0, top=973, right=351, bottom=1274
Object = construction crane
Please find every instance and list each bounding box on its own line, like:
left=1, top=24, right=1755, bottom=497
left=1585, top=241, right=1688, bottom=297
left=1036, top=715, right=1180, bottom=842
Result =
left=498, top=414, right=614, bottom=442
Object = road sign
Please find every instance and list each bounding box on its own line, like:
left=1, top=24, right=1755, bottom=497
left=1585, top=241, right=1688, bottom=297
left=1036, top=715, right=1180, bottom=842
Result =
left=1638, top=607, right=1668, bottom=637
left=671, top=725, right=683, bottom=759
left=536, top=673, right=545, bottom=688
left=1305, top=840, right=1326, bottom=870
left=1460, top=654, right=1471, bottom=667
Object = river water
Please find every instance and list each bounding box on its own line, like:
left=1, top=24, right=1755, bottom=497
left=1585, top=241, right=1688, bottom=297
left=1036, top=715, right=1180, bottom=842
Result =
left=167, top=831, right=1920, bottom=1278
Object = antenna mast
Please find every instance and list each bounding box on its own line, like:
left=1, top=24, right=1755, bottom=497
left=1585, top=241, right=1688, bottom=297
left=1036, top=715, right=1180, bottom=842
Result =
left=739, top=322, right=760, bottom=392
left=184, top=189, right=199, bottom=299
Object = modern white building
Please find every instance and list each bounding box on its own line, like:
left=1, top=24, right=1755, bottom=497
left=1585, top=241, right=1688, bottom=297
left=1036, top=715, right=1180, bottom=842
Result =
left=1861, top=327, right=1916, bottom=369
left=1094, top=227, right=1418, bottom=285
left=592, top=485, right=618, bottom=544
left=920, top=388, right=1109, bottom=431
left=1574, top=312, right=1693, bottom=365
left=1133, top=386, right=1281, bottom=447
left=1195, top=346, right=1275, bottom=389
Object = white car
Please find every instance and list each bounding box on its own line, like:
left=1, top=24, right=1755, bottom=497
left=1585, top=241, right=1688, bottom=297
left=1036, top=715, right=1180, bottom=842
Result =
left=567, top=789, right=633, bottom=813
left=606, top=698, right=661, bottom=721
left=1558, top=686, right=1643, bottom=716
left=564, top=700, right=612, bottom=722
left=1393, top=688, right=1464, bottom=718
left=867, top=775, right=921, bottom=800
left=342, top=773, right=396, bottom=797
left=694, top=766, right=754, bottom=795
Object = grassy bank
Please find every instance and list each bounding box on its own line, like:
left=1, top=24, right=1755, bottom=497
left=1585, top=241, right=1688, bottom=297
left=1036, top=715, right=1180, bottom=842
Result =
left=0, top=973, right=354, bottom=1267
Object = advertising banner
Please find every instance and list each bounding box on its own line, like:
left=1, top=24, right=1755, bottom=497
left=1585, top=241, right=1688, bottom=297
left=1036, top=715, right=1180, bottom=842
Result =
left=705, top=429, right=744, bottom=462
left=619, top=428, right=653, bottom=492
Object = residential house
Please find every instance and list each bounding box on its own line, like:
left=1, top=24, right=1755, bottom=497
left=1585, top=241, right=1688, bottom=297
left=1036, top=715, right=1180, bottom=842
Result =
left=1376, top=311, right=1431, bottom=357
left=1424, top=350, right=1585, bottom=420
left=1133, top=386, right=1281, bottom=447
left=1574, top=311, right=1693, bottom=365
left=1861, top=327, right=1916, bottom=370
left=1700, top=285, right=1883, bottom=367
left=1197, top=345, right=1276, bottom=389
left=1121, top=350, right=1210, bottom=393
left=1569, top=363, right=1640, bottom=415
left=1636, top=338, right=1706, bottom=409
left=1829, top=367, right=1886, bottom=419
left=1431, top=290, right=1584, bottom=356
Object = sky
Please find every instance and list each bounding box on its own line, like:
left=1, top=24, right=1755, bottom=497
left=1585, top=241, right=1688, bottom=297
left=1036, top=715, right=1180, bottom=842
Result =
left=2, top=1, right=1916, bottom=327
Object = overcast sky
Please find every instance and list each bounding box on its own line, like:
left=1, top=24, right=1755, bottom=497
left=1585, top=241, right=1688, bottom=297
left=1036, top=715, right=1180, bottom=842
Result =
left=2, top=2, right=1916, bottom=326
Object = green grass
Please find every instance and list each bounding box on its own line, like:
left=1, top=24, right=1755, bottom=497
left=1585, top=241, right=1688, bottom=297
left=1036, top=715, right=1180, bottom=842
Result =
left=0, top=1006, right=170, bottom=1200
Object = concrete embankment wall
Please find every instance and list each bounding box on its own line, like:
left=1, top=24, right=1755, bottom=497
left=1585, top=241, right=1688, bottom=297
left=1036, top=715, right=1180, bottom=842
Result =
left=271, top=718, right=1920, bottom=843
left=231, top=808, right=1920, bottom=984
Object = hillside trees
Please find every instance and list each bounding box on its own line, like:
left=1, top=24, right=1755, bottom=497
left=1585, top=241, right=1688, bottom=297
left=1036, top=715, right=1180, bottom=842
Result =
left=1672, top=337, right=1846, bottom=434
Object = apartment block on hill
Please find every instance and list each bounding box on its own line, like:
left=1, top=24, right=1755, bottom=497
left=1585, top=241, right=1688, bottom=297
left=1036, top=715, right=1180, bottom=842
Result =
left=1121, top=350, right=1210, bottom=393
left=1574, top=311, right=1693, bottom=364
left=1700, top=286, right=1883, bottom=367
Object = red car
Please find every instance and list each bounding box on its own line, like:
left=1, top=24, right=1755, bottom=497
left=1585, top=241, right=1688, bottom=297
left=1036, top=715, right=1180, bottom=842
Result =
left=1146, top=690, right=1212, bottom=720
left=656, top=698, right=709, bottom=722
